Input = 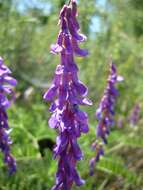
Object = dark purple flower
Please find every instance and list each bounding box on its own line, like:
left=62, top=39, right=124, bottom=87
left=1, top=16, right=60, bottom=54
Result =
left=0, top=56, right=17, bottom=175
left=89, top=141, right=104, bottom=176
left=89, top=62, right=123, bottom=175
left=129, top=104, right=140, bottom=126
left=43, top=1, right=91, bottom=189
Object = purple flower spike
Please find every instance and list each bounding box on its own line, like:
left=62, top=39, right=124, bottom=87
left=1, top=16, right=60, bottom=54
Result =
left=43, top=1, right=91, bottom=189
left=0, top=56, right=17, bottom=175
left=89, top=62, right=123, bottom=175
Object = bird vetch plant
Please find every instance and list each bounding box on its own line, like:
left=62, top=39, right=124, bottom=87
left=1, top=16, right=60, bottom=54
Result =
left=0, top=56, right=17, bottom=175
left=90, top=62, right=123, bottom=176
left=43, top=0, right=92, bottom=189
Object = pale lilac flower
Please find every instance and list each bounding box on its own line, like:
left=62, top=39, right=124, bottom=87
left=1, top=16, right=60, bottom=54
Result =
left=129, top=104, right=140, bottom=126
left=0, top=56, right=17, bottom=175
left=117, top=117, right=124, bottom=128
left=43, top=1, right=91, bottom=189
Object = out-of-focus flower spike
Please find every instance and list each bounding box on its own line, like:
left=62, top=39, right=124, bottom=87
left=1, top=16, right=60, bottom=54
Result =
left=89, top=60, right=123, bottom=175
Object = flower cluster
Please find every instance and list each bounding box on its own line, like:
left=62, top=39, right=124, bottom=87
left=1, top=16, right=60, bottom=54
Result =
left=0, top=57, right=17, bottom=175
left=129, top=104, right=140, bottom=126
left=43, top=1, right=91, bottom=189
left=90, top=63, right=123, bottom=175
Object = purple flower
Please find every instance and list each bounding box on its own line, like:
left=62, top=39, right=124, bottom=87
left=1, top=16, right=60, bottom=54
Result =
left=89, top=141, right=104, bottom=176
left=89, top=62, right=123, bottom=175
left=129, top=104, right=140, bottom=126
left=117, top=117, right=124, bottom=128
left=43, top=1, right=91, bottom=189
left=0, top=56, right=17, bottom=175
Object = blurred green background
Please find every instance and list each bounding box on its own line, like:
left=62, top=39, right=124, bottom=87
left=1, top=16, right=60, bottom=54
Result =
left=0, top=0, right=143, bottom=189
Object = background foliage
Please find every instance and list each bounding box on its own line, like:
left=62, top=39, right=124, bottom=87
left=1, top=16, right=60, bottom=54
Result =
left=0, top=0, right=143, bottom=189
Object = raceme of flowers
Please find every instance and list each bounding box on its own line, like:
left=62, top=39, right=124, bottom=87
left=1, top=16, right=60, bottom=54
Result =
left=89, top=63, right=123, bottom=176
left=0, top=56, right=17, bottom=175
left=43, top=0, right=92, bottom=189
